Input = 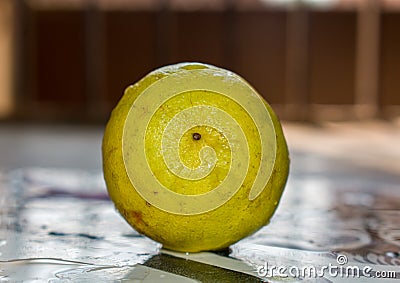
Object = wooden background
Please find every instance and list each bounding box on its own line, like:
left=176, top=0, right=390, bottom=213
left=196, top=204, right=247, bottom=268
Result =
left=6, top=0, right=400, bottom=122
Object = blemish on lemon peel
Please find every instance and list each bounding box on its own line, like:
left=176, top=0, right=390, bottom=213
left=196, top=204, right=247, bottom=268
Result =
left=130, top=211, right=146, bottom=226
left=102, top=62, right=289, bottom=252
left=192, top=133, right=201, bottom=140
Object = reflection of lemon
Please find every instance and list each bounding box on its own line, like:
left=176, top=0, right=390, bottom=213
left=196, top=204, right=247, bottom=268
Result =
left=102, top=62, right=289, bottom=252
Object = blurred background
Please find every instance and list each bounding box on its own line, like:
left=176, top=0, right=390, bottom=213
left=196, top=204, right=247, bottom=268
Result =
left=0, top=0, right=399, bottom=123
left=1, top=2, right=400, bottom=281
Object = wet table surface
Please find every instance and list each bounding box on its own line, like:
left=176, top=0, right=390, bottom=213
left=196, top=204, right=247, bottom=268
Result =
left=0, top=121, right=399, bottom=282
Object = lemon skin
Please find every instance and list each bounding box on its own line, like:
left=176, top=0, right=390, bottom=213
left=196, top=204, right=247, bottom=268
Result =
left=102, top=62, right=289, bottom=252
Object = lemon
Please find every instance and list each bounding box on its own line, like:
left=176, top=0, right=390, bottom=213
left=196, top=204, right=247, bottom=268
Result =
left=102, top=62, right=289, bottom=252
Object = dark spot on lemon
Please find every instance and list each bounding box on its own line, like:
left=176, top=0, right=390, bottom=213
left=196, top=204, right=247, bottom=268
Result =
left=193, top=133, right=201, bottom=140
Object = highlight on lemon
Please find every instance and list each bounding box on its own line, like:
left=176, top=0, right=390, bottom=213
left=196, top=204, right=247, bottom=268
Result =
left=102, top=62, right=290, bottom=252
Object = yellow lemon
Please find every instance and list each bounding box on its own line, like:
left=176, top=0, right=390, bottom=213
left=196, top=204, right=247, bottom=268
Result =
left=102, top=62, right=289, bottom=252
